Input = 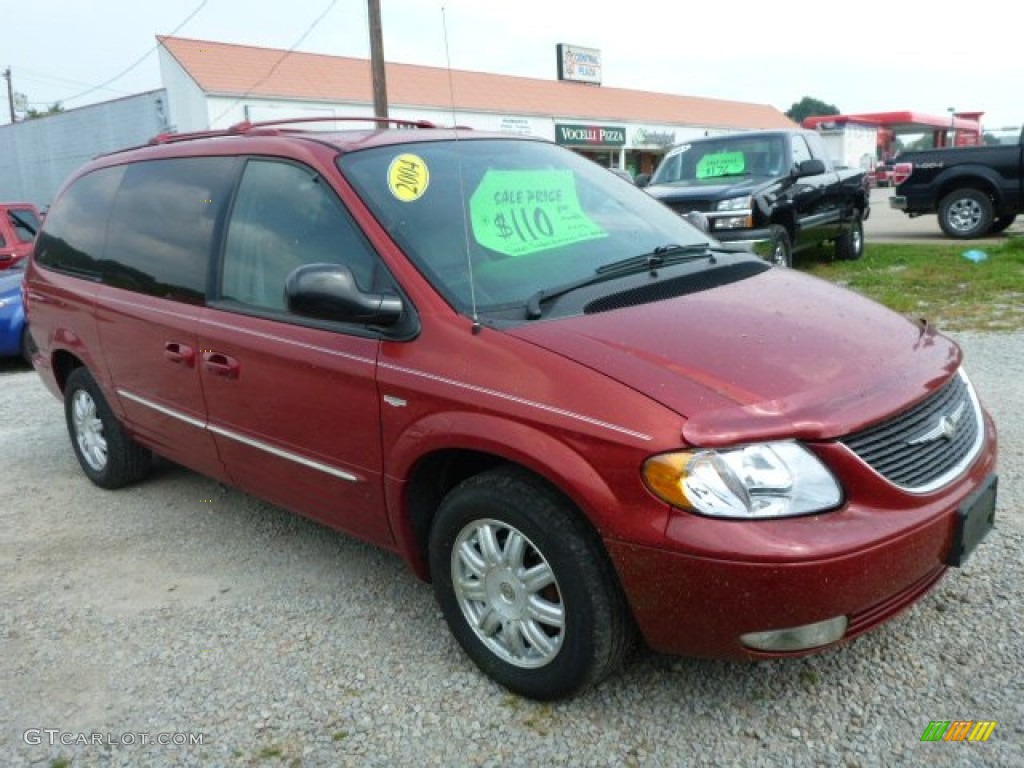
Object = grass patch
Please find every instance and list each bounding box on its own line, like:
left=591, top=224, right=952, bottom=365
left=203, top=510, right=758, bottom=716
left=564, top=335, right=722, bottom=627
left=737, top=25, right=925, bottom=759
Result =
left=798, top=235, right=1024, bottom=332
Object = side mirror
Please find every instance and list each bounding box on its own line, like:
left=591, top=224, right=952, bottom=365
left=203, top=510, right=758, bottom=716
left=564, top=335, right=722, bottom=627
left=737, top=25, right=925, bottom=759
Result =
left=635, top=173, right=651, bottom=188
left=286, top=263, right=403, bottom=325
left=794, top=158, right=826, bottom=178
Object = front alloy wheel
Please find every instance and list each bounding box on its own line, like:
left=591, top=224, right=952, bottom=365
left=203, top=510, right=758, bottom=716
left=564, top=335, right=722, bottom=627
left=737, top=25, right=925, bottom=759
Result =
left=430, top=467, right=633, bottom=700
left=451, top=518, right=565, bottom=669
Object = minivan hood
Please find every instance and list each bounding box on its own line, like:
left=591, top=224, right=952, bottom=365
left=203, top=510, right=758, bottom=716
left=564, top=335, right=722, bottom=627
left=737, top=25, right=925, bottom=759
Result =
left=508, top=268, right=960, bottom=447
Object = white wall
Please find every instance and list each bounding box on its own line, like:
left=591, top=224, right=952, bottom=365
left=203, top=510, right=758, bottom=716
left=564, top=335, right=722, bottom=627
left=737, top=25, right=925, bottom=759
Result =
left=0, top=90, right=169, bottom=206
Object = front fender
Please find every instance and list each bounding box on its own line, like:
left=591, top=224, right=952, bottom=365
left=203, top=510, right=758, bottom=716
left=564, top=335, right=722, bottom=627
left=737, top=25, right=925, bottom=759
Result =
left=383, top=410, right=669, bottom=578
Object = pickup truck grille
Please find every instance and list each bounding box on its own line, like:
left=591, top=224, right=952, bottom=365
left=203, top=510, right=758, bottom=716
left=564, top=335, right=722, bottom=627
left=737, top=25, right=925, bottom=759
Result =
left=666, top=200, right=713, bottom=215
left=840, top=371, right=983, bottom=493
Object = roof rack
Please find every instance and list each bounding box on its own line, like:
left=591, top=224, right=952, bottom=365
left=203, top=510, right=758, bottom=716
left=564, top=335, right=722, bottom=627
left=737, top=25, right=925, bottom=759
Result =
left=147, top=116, right=441, bottom=145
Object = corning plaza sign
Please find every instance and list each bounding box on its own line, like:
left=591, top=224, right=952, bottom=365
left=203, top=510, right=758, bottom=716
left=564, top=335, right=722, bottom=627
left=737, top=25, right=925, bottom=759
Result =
left=555, top=124, right=626, bottom=147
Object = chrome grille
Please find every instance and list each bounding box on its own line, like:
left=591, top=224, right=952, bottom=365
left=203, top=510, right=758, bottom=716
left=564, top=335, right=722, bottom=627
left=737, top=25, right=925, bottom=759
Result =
left=840, top=371, right=983, bottom=492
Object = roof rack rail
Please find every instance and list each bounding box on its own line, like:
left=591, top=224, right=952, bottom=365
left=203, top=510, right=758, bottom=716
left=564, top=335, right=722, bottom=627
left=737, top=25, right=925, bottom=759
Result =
left=146, top=116, right=444, bottom=146
left=228, top=116, right=440, bottom=132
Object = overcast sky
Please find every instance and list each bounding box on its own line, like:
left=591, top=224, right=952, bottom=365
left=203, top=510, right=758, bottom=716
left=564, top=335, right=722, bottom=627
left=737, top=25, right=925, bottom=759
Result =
left=4, top=0, right=1020, bottom=131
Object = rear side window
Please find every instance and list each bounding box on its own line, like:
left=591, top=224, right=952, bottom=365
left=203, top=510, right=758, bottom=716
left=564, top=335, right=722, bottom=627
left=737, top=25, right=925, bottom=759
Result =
left=103, top=157, right=237, bottom=304
left=35, top=166, right=126, bottom=276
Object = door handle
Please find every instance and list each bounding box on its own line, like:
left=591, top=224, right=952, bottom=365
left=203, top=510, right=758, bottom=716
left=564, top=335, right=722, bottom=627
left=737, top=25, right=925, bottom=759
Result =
left=164, top=341, right=196, bottom=366
left=202, top=351, right=240, bottom=379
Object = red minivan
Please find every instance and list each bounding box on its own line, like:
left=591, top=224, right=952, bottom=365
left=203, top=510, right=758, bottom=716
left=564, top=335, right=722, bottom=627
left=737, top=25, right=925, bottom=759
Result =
left=23, top=119, right=998, bottom=700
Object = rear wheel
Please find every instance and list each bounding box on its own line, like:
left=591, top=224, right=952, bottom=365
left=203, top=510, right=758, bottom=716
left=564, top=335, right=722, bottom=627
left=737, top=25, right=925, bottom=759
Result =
left=429, top=467, right=633, bottom=700
left=938, top=189, right=994, bottom=239
left=835, top=212, right=864, bottom=260
left=64, top=367, right=151, bottom=489
left=989, top=214, right=1016, bottom=234
left=767, top=225, right=793, bottom=268
left=20, top=325, right=35, bottom=365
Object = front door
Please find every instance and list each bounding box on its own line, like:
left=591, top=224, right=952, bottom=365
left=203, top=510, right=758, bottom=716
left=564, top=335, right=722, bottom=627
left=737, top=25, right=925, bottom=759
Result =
left=200, top=158, right=392, bottom=543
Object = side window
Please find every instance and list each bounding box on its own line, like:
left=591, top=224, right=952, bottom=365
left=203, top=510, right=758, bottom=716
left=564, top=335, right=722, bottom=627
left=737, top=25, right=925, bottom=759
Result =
left=221, top=159, right=379, bottom=312
left=34, top=166, right=127, bottom=277
left=791, top=136, right=813, bottom=167
left=103, top=157, right=237, bottom=305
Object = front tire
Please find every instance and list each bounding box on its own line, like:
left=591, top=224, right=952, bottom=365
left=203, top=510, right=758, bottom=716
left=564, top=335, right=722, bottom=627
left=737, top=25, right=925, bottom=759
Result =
left=429, top=467, right=633, bottom=700
left=938, top=189, right=994, bottom=239
left=64, top=367, right=151, bottom=489
left=835, top=212, right=864, bottom=260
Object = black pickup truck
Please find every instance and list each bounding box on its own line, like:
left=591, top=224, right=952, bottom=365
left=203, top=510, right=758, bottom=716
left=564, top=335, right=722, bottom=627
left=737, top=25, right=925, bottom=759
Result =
left=889, top=128, right=1024, bottom=239
left=636, top=129, right=870, bottom=267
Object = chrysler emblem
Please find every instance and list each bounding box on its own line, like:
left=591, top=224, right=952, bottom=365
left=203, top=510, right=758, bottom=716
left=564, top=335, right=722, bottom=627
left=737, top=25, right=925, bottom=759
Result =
left=908, top=401, right=966, bottom=445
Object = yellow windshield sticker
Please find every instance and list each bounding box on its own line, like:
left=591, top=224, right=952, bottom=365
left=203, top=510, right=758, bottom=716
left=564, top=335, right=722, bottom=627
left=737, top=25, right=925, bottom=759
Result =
left=469, top=170, right=606, bottom=257
left=388, top=154, right=430, bottom=201
left=696, top=151, right=745, bottom=179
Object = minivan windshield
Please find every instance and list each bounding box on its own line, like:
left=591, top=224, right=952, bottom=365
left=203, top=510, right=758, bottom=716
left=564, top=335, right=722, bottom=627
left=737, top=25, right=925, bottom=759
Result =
left=651, top=135, right=787, bottom=184
left=339, top=138, right=712, bottom=313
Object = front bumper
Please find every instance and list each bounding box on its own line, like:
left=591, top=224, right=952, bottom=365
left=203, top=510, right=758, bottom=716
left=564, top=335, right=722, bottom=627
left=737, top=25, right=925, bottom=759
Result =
left=606, top=426, right=998, bottom=659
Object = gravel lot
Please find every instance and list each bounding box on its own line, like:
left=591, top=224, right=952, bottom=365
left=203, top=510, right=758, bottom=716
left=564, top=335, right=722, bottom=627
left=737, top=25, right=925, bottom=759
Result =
left=1, top=331, right=1022, bottom=768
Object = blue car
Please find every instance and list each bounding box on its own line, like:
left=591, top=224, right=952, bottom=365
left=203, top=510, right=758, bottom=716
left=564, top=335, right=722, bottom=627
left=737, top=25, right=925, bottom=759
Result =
left=0, top=266, right=31, bottom=363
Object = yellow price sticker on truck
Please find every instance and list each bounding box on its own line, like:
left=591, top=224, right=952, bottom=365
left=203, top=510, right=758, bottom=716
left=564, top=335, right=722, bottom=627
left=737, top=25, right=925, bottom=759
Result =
left=469, top=170, right=606, bottom=257
left=696, top=151, right=745, bottom=179
left=388, top=154, right=430, bottom=201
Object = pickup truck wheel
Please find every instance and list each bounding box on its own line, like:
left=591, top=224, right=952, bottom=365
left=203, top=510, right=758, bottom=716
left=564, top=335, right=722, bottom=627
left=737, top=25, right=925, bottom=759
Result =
left=835, top=212, right=864, bottom=261
left=989, top=214, right=1016, bottom=234
left=64, top=367, right=152, bottom=489
left=938, top=189, right=994, bottom=239
left=429, top=467, right=633, bottom=700
left=768, top=226, right=793, bottom=268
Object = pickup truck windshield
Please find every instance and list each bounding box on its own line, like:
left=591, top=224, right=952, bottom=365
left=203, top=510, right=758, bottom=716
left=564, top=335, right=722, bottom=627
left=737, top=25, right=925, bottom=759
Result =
left=339, top=138, right=713, bottom=313
left=653, top=136, right=787, bottom=184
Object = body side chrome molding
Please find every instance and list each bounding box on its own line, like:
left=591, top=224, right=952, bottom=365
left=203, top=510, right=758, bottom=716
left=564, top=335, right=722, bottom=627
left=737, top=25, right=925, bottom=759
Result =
left=117, top=389, right=359, bottom=483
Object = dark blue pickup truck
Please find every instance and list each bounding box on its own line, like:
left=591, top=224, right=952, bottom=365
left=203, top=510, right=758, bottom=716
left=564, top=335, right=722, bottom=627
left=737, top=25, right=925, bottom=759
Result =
left=636, top=129, right=870, bottom=267
left=890, top=127, right=1024, bottom=239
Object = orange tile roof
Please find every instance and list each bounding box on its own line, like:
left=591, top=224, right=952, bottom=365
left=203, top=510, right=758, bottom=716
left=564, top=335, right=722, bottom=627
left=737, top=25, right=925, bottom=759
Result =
left=158, top=35, right=797, bottom=130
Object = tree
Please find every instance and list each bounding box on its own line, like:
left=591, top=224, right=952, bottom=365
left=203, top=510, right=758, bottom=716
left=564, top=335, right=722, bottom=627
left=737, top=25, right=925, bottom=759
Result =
left=25, top=102, right=65, bottom=120
left=785, top=97, right=840, bottom=125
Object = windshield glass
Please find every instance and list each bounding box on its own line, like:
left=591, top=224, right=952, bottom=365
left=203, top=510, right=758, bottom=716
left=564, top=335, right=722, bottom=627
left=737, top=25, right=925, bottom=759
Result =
left=652, top=135, right=787, bottom=184
left=8, top=208, right=41, bottom=242
left=338, top=138, right=711, bottom=312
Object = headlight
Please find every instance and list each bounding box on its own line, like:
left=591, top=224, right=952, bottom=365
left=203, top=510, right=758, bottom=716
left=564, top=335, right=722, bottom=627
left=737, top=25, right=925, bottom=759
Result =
left=713, top=196, right=753, bottom=230
left=642, top=442, right=842, bottom=519
left=716, top=195, right=752, bottom=212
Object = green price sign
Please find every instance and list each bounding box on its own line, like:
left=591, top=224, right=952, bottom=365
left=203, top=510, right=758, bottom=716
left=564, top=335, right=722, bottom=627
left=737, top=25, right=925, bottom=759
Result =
left=696, top=151, right=746, bottom=179
left=469, top=170, right=607, bottom=257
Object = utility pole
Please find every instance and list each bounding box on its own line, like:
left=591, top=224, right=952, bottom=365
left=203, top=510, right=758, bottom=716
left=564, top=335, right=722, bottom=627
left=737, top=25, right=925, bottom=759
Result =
left=3, top=67, right=16, bottom=124
left=367, top=0, right=389, bottom=120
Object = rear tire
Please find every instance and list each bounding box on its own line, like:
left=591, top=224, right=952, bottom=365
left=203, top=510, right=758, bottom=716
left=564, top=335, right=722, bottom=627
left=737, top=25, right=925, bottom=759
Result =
left=938, top=189, right=994, bottom=239
left=429, top=467, right=634, bottom=700
left=989, top=214, right=1016, bottom=234
left=835, top=212, right=864, bottom=260
left=64, top=367, right=151, bottom=489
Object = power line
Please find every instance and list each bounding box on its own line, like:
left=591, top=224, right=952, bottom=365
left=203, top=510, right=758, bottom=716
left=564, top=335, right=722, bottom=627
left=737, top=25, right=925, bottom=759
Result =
left=210, top=0, right=338, bottom=126
left=58, top=0, right=209, bottom=105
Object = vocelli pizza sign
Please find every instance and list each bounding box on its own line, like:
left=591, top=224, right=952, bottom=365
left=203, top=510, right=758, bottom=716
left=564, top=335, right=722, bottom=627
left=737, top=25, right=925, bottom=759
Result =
left=555, top=124, right=626, bottom=147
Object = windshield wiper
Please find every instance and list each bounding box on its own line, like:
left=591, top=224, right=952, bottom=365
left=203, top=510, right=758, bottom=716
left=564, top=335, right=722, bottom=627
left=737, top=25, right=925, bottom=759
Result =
left=595, top=243, right=713, bottom=275
left=525, top=243, right=714, bottom=320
